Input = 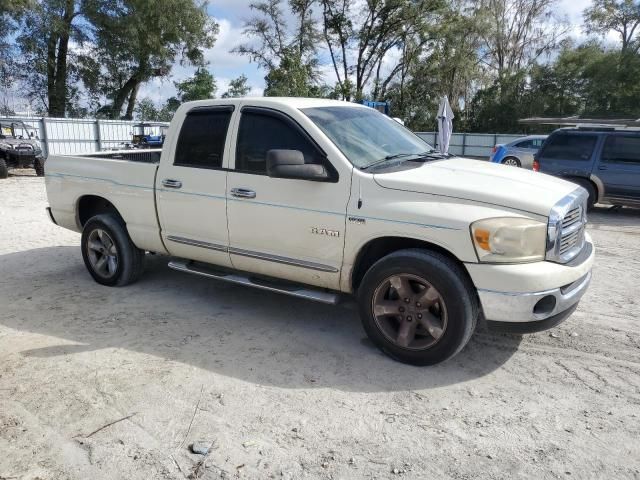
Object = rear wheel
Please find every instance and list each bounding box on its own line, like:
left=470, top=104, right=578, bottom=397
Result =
left=502, top=157, right=521, bottom=167
left=570, top=178, right=597, bottom=210
left=81, top=214, right=145, bottom=286
left=0, top=158, right=7, bottom=179
left=357, top=249, right=478, bottom=366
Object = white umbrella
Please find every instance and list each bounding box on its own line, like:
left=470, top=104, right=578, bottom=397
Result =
left=437, top=96, right=454, bottom=155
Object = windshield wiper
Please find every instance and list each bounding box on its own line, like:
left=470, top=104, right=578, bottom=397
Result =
left=361, top=151, right=432, bottom=171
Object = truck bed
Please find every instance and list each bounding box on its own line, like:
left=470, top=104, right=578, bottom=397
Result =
left=45, top=149, right=167, bottom=255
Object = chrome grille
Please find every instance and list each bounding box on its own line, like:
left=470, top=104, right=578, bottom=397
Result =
left=546, top=189, right=588, bottom=264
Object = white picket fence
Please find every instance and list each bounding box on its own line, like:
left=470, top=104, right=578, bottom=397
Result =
left=1, top=116, right=525, bottom=159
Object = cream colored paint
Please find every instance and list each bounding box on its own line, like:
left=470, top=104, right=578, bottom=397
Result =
left=45, top=97, right=593, bottom=301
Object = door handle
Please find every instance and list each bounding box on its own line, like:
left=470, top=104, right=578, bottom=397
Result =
left=598, top=165, right=608, bottom=171
left=162, top=179, right=182, bottom=189
left=230, top=188, right=256, bottom=199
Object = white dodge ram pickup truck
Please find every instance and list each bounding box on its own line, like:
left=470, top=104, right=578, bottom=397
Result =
left=45, top=98, right=594, bottom=365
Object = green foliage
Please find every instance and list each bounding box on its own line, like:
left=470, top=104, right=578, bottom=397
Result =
left=263, top=49, right=318, bottom=96
left=175, top=68, right=217, bottom=102
left=222, top=75, right=251, bottom=98
left=82, top=0, right=217, bottom=118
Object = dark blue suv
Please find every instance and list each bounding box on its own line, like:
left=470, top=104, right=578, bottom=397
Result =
left=535, top=128, right=640, bottom=209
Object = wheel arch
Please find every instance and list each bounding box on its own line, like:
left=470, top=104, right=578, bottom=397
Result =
left=350, top=236, right=469, bottom=292
left=562, top=175, right=600, bottom=204
left=76, top=195, right=125, bottom=229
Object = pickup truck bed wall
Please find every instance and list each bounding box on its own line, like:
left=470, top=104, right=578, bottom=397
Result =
left=46, top=151, right=167, bottom=255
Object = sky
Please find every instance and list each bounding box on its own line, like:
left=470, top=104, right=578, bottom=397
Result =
left=139, top=0, right=596, bottom=106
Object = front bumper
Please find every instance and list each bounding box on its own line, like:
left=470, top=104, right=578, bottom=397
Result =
left=467, top=239, right=594, bottom=332
left=479, top=271, right=591, bottom=328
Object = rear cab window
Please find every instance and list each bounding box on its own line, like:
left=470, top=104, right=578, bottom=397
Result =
left=539, top=133, right=598, bottom=162
left=174, top=107, right=234, bottom=169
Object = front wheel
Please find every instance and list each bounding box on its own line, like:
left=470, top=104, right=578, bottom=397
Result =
left=34, top=158, right=45, bottom=176
left=81, top=214, right=145, bottom=286
left=357, top=249, right=478, bottom=366
left=0, top=158, right=8, bottom=179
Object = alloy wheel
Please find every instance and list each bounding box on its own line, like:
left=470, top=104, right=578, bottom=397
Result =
left=86, top=229, right=119, bottom=279
left=371, top=274, right=448, bottom=350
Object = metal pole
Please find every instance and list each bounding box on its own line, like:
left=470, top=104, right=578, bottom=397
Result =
left=462, top=133, right=466, bottom=156
left=41, top=117, right=49, bottom=158
left=95, top=119, right=102, bottom=152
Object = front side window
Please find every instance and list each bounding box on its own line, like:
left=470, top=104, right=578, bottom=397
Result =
left=602, top=135, right=640, bottom=164
left=540, top=134, right=597, bottom=161
left=174, top=108, right=233, bottom=168
left=235, top=111, right=322, bottom=174
left=303, top=106, right=433, bottom=168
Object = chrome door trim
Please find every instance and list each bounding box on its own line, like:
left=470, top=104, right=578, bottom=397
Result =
left=229, top=246, right=339, bottom=273
left=166, top=235, right=338, bottom=273
left=167, top=235, right=228, bottom=253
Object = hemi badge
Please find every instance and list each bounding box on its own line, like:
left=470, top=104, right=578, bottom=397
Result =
left=348, top=216, right=366, bottom=225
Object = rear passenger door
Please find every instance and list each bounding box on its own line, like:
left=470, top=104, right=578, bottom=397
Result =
left=156, top=105, right=235, bottom=267
left=538, top=132, right=599, bottom=178
left=596, top=134, right=640, bottom=203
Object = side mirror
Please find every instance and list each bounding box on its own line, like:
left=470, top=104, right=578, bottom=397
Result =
left=266, top=149, right=329, bottom=181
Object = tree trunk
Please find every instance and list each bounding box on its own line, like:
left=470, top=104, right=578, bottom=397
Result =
left=108, top=75, right=140, bottom=119
left=124, top=82, right=140, bottom=120
left=47, top=0, right=75, bottom=117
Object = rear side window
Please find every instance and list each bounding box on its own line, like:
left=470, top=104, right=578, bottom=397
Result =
left=515, top=140, right=533, bottom=148
left=174, top=108, right=233, bottom=169
left=602, top=135, right=640, bottom=164
left=235, top=111, right=322, bottom=174
left=540, top=134, right=597, bottom=161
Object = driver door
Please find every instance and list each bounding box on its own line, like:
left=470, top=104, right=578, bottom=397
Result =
left=225, top=106, right=351, bottom=290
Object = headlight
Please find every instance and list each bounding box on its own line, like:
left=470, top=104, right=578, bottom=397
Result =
left=471, top=217, right=547, bottom=263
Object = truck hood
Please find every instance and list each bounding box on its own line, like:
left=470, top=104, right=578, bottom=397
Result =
left=373, top=158, right=577, bottom=216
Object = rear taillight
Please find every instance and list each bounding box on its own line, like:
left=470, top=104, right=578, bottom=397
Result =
left=533, top=160, right=540, bottom=172
left=491, top=145, right=497, bottom=154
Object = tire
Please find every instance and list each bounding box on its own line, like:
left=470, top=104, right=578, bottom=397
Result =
left=357, top=249, right=478, bottom=366
left=0, top=157, right=7, bottom=179
left=501, top=157, right=521, bottom=167
left=34, top=157, right=45, bottom=177
left=570, top=178, right=596, bottom=210
left=81, top=214, right=145, bottom=286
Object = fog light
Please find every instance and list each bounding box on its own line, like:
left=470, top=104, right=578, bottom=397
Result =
left=533, top=295, right=556, bottom=316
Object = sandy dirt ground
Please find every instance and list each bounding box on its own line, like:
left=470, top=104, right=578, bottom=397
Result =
left=1, top=172, right=639, bottom=480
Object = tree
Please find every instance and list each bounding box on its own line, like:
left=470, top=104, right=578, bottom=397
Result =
left=15, top=0, right=88, bottom=116
left=175, top=68, right=217, bottom=102
left=584, top=0, right=640, bottom=54
left=82, top=0, right=217, bottom=119
left=222, top=74, right=251, bottom=98
left=477, top=0, right=569, bottom=86
left=321, top=0, right=443, bottom=101
left=234, top=0, right=321, bottom=97
left=383, top=1, right=483, bottom=129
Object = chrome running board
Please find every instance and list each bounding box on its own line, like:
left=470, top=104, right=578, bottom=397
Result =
left=168, top=260, right=341, bottom=305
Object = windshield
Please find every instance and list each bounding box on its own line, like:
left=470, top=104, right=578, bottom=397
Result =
left=302, top=106, right=434, bottom=168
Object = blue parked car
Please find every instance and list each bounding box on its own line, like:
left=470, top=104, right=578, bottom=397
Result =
left=489, top=135, right=547, bottom=168
left=535, top=127, right=640, bottom=209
